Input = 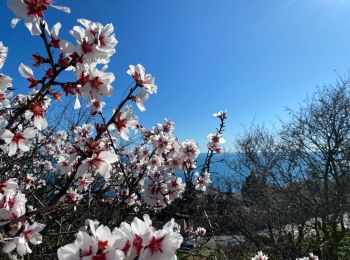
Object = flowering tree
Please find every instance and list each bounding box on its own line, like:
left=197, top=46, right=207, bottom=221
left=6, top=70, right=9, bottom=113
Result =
left=0, top=1, right=226, bottom=259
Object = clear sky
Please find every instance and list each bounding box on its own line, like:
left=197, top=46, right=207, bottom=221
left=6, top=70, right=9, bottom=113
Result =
left=1, top=0, right=350, bottom=150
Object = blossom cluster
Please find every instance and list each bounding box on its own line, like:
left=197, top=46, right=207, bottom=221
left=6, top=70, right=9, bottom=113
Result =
left=0, top=179, right=45, bottom=256
left=0, top=0, right=228, bottom=258
left=185, top=226, right=207, bottom=239
left=57, top=214, right=183, bottom=260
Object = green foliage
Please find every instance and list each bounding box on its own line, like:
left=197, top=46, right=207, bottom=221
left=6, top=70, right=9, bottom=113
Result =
left=300, top=225, right=350, bottom=259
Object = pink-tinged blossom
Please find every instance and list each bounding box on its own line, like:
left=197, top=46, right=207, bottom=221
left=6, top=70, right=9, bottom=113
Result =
left=0, top=42, right=8, bottom=69
left=62, top=18, right=117, bottom=65
left=87, top=99, right=106, bottom=115
left=76, top=19, right=117, bottom=62
left=60, top=188, right=82, bottom=205
left=109, top=105, right=139, bottom=141
left=77, top=151, right=119, bottom=179
left=76, top=64, right=115, bottom=101
left=135, top=216, right=183, bottom=260
left=57, top=231, right=95, bottom=260
left=143, top=175, right=169, bottom=209
left=252, top=251, right=268, bottom=260
left=57, top=224, right=124, bottom=260
left=126, top=193, right=137, bottom=206
left=194, top=171, right=211, bottom=192
left=25, top=101, right=49, bottom=130
left=180, top=140, right=200, bottom=161
left=57, top=216, right=182, bottom=260
left=207, top=133, right=225, bottom=154
left=129, top=214, right=153, bottom=257
left=7, top=0, right=70, bottom=35
left=127, top=64, right=158, bottom=94
left=19, top=63, right=39, bottom=89
left=133, top=90, right=148, bottom=112
left=24, top=173, right=37, bottom=189
left=50, top=22, right=61, bottom=48
left=213, top=110, right=227, bottom=120
left=0, top=127, right=37, bottom=156
left=168, top=176, right=185, bottom=201
left=73, top=123, right=94, bottom=140
left=0, top=178, right=18, bottom=196
left=3, top=222, right=45, bottom=256
left=0, top=190, right=27, bottom=223
left=77, top=173, right=94, bottom=191
left=194, top=227, right=206, bottom=237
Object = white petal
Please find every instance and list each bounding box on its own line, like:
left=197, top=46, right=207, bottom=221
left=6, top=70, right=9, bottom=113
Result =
left=34, top=116, right=48, bottom=130
left=0, top=129, right=14, bottom=144
left=96, top=161, right=110, bottom=178
left=77, top=18, right=92, bottom=27
left=51, top=22, right=62, bottom=37
left=120, top=127, right=130, bottom=141
left=18, top=140, right=30, bottom=152
left=23, top=127, right=36, bottom=139
left=10, top=17, right=21, bottom=28
left=16, top=237, right=31, bottom=256
left=24, top=20, right=42, bottom=36
left=8, top=142, right=17, bottom=156
left=51, top=5, right=71, bottom=13
left=3, top=240, right=17, bottom=254
left=99, top=151, right=118, bottom=164
left=59, top=40, right=75, bottom=53
left=7, top=0, right=27, bottom=18
left=19, top=63, right=33, bottom=78
left=74, top=95, right=81, bottom=109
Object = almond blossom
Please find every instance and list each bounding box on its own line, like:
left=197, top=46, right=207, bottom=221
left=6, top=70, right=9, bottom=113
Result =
left=0, top=179, right=27, bottom=227
left=77, top=151, right=119, bottom=179
left=50, top=22, right=62, bottom=48
left=0, top=178, right=18, bottom=195
left=3, top=222, right=45, bottom=256
left=194, top=227, right=206, bottom=237
left=194, top=171, right=211, bottom=191
left=57, top=227, right=123, bottom=260
left=76, top=64, right=115, bottom=101
left=25, top=101, right=49, bottom=130
left=181, top=140, right=200, bottom=160
left=77, top=173, right=94, bottom=191
left=133, top=90, right=148, bottom=112
left=7, top=0, right=70, bottom=35
left=252, top=251, right=268, bottom=260
left=109, top=105, right=139, bottom=141
left=87, top=99, right=106, bottom=115
left=213, top=110, right=227, bottom=120
left=127, top=64, right=158, bottom=94
left=19, top=63, right=39, bottom=89
left=0, top=1, right=229, bottom=258
left=135, top=217, right=183, bottom=260
left=60, top=18, right=117, bottom=65
left=60, top=188, right=83, bottom=205
left=0, top=127, right=37, bottom=156
left=207, top=133, right=225, bottom=153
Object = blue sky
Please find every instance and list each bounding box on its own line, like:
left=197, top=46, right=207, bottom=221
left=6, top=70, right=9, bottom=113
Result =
left=1, top=0, right=350, bottom=150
